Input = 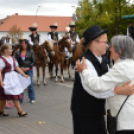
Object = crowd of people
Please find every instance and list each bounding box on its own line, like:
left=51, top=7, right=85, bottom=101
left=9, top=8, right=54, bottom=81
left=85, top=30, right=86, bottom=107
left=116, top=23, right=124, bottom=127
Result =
left=0, top=20, right=134, bottom=134
left=0, top=21, right=80, bottom=115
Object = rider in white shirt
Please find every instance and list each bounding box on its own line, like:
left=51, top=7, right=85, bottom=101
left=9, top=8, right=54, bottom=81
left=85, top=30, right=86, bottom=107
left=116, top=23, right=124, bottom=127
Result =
left=4, top=35, right=12, bottom=45
left=47, top=22, right=62, bottom=44
left=28, top=23, right=42, bottom=45
left=66, top=21, right=80, bottom=59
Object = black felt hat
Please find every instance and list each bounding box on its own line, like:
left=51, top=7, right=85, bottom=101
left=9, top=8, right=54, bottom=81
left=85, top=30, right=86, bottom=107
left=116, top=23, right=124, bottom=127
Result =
left=29, top=27, right=37, bottom=31
left=29, top=23, right=38, bottom=31
left=83, top=25, right=108, bottom=46
left=50, top=23, right=58, bottom=29
left=69, top=21, right=76, bottom=27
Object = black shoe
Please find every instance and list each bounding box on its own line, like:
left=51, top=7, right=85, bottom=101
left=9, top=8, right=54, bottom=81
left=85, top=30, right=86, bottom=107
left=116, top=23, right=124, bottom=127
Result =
left=18, top=111, right=27, bottom=117
left=0, top=111, right=9, bottom=116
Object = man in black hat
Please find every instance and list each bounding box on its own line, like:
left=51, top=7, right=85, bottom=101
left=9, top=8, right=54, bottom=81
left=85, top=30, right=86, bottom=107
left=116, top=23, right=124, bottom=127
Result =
left=28, top=23, right=42, bottom=45
left=71, top=25, right=132, bottom=134
left=47, top=23, right=62, bottom=45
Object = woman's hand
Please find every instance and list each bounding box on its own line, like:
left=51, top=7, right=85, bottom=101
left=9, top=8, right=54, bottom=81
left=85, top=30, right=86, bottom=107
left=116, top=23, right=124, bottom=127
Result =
left=20, top=67, right=25, bottom=72
left=24, top=68, right=30, bottom=72
left=23, top=74, right=30, bottom=78
left=0, top=82, right=5, bottom=88
left=114, top=81, right=134, bottom=95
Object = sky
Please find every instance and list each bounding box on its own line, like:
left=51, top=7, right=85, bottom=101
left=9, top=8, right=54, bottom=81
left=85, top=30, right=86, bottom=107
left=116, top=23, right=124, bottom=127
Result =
left=0, top=0, right=80, bottom=19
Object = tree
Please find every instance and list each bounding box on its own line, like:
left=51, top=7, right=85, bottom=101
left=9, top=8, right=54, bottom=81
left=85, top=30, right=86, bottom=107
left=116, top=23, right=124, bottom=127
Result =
left=75, top=0, right=134, bottom=40
left=8, top=25, right=23, bottom=44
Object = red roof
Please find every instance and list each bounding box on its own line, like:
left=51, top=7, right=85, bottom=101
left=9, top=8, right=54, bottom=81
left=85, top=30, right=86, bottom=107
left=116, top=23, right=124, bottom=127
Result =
left=0, top=13, right=74, bottom=32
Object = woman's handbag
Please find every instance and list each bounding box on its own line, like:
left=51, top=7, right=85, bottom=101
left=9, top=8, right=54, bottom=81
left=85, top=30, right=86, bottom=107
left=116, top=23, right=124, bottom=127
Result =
left=107, top=96, right=129, bottom=134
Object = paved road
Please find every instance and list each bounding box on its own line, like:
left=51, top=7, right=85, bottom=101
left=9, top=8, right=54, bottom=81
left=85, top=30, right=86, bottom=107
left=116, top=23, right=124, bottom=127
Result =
left=0, top=66, right=75, bottom=134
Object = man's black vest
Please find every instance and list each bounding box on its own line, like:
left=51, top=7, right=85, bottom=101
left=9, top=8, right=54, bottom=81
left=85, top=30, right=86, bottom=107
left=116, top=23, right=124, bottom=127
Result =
left=69, top=31, right=77, bottom=42
left=71, top=49, right=108, bottom=116
left=6, top=38, right=10, bottom=43
left=48, top=32, right=58, bottom=41
left=29, top=33, right=40, bottom=43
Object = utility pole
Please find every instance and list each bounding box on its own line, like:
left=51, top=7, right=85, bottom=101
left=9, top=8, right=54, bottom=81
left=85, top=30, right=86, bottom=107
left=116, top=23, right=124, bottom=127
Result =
left=35, top=6, right=41, bottom=24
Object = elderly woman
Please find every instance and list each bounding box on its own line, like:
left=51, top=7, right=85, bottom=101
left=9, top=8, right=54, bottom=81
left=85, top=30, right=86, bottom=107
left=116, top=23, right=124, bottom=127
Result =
left=76, top=35, right=134, bottom=134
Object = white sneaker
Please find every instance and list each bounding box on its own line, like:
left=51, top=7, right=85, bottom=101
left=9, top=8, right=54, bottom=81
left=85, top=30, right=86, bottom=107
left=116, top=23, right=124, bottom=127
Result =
left=31, top=100, right=36, bottom=104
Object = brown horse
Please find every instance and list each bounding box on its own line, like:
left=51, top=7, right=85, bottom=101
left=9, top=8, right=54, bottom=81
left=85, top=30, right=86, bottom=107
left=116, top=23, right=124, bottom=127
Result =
left=32, top=44, right=50, bottom=85
left=49, top=37, right=72, bottom=82
left=73, top=38, right=86, bottom=61
left=64, top=38, right=86, bottom=79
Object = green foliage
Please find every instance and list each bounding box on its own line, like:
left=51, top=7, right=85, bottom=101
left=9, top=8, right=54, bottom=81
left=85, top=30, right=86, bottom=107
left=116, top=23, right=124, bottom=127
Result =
left=75, top=0, right=134, bottom=40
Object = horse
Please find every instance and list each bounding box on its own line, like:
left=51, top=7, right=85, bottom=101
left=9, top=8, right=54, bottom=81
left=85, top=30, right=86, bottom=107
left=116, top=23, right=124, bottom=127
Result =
left=73, top=38, right=86, bottom=61
left=64, top=38, right=86, bottom=79
left=32, top=44, right=50, bottom=85
left=49, top=36, right=72, bottom=83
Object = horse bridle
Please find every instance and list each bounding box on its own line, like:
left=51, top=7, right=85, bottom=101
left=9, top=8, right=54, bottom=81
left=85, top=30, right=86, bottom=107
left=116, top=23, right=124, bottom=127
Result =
left=36, top=44, right=48, bottom=61
left=44, top=44, right=54, bottom=54
left=56, top=41, right=65, bottom=55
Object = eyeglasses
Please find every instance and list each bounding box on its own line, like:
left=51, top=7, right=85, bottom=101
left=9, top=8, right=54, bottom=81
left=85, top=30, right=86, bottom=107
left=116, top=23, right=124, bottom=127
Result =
left=95, top=40, right=108, bottom=45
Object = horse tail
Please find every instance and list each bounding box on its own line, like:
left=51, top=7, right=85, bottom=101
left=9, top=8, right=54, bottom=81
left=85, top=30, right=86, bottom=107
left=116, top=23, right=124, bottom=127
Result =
left=63, top=59, right=68, bottom=70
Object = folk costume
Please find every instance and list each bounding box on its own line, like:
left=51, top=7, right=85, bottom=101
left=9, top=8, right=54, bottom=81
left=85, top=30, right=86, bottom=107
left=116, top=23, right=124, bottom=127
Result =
left=66, top=21, right=80, bottom=58
left=28, top=23, right=42, bottom=45
left=0, top=56, right=31, bottom=100
left=4, top=35, right=12, bottom=45
left=71, top=25, right=111, bottom=134
left=47, top=23, right=62, bottom=44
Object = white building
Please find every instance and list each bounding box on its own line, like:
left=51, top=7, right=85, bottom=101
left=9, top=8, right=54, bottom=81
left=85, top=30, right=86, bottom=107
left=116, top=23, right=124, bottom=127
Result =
left=0, top=13, right=75, bottom=43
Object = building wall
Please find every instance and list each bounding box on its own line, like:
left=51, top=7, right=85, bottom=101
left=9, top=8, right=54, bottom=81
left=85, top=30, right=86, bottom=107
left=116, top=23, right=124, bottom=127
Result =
left=0, top=31, right=66, bottom=44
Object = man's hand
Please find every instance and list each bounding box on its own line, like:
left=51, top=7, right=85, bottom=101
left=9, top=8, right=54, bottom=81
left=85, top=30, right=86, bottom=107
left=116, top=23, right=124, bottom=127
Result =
left=114, top=81, right=134, bottom=95
left=76, top=57, right=87, bottom=73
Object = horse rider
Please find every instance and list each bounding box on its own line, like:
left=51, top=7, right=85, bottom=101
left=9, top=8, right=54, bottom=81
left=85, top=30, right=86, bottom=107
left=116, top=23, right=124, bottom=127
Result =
left=66, top=21, right=80, bottom=59
left=47, top=22, right=62, bottom=44
left=28, top=23, right=42, bottom=45
left=4, top=35, right=12, bottom=45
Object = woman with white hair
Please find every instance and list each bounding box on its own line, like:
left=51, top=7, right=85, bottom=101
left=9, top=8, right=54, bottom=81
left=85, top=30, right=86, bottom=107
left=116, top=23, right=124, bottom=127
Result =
left=76, top=35, right=134, bottom=134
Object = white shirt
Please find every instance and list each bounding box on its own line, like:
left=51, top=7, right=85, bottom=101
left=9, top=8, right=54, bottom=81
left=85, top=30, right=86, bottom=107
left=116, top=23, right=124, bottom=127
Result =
left=69, top=31, right=80, bottom=43
left=47, top=32, right=62, bottom=43
left=79, top=54, right=116, bottom=99
left=127, top=27, right=129, bottom=36
left=4, top=39, right=12, bottom=45
left=28, top=34, right=42, bottom=45
left=81, top=58, right=134, bottom=130
left=0, top=56, right=18, bottom=70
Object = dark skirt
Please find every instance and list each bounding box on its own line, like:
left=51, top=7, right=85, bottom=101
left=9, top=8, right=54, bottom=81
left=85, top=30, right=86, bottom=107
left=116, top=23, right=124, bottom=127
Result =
left=0, top=86, right=22, bottom=100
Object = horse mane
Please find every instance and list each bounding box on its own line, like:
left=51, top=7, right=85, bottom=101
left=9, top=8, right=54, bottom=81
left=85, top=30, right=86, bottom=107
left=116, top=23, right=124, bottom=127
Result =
left=47, top=41, right=53, bottom=49
left=58, top=38, right=64, bottom=45
left=58, top=37, right=68, bottom=45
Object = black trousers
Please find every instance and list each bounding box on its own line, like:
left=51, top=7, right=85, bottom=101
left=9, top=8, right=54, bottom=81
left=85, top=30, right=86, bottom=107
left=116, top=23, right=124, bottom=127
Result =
left=116, top=131, right=134, bottom=134
left=72, top=113, right=107, bottom=134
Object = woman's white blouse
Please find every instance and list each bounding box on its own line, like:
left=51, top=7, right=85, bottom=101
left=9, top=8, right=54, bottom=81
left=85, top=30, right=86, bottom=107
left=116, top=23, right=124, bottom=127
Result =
left=81, top=58, right=134, bottom=131
left=0, top=56, right=18, bottom=70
